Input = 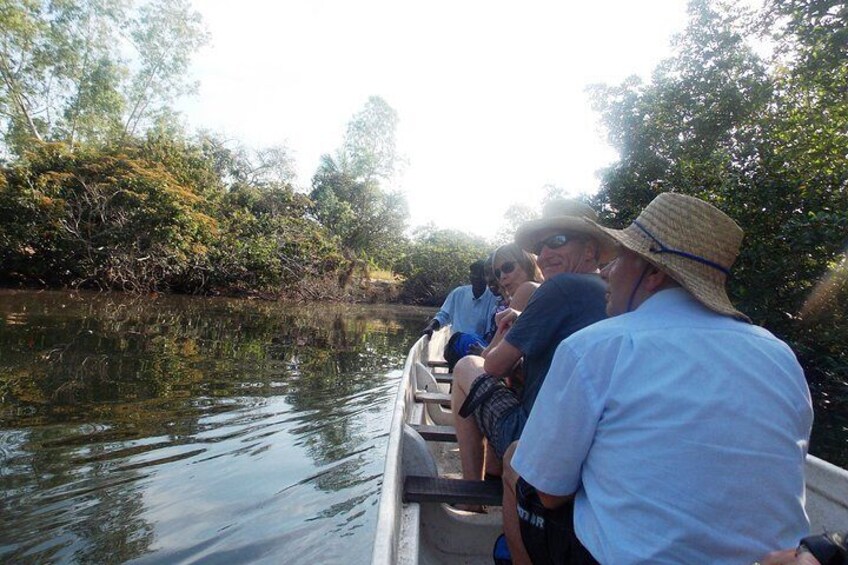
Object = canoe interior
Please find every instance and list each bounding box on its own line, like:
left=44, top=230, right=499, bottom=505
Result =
left=372, top=329, right=848, bottom=564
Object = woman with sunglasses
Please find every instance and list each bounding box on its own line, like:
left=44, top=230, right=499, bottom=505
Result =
left=480, top=243, right=544, bottom=360
left=491, top=243, right=543, bottom=313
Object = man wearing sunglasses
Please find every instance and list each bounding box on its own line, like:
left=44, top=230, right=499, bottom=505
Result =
left=504, top=194, right=811, bottom=564
left=451, top=199, right=612, bottom=484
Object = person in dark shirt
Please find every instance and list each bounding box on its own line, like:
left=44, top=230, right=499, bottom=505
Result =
left=450, top=199, right=612, bottom=482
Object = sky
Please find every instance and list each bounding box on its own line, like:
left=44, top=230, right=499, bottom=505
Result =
left=178, top=0, right=690, bottom=241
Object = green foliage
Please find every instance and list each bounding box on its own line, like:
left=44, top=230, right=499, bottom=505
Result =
left=341, top=95, right=402, bottom=181
left=0, top=0, right=207, bottom=152
left=590, top=0, right=848, bottom=383
left=209, top=184, right=345, bottom=292
left=122, top=0, right=209, bottom=137
left=0, top=135, right=347, bottom=294
left=309, top=97, right=409, bottom=267
left=0, top=140, right=219, bottom=291
left=394, top=226, right=491, bottom=305
left=310, top=156, right=408, bottom=268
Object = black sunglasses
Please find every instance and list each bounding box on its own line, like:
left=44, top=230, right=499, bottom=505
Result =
left=494, top=261, right=516, bottom=279
left=534, top=234, right=572, bottom=255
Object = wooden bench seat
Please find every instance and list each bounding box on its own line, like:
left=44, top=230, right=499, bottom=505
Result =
left=410, top=424, right=457, bottom=442
left=414, top=391, right=451, bottom=407
left=403, top=475, right=503, bottom=506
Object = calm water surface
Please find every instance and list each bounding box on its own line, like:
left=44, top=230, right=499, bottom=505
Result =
left=0, top=290, right=429, bottom=564
left=2, top=290, right=845, bottom=564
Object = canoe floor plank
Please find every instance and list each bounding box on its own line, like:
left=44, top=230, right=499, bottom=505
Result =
left=404, top=476, right=503, bottom=506
left=410, top=424, right=457, bottom=442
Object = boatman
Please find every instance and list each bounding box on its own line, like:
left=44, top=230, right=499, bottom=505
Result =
left=450, top=200, right=611, bottom=482
left=422, top=259, right=499, bottom=339
left=503, top=193, right=813, bottom=564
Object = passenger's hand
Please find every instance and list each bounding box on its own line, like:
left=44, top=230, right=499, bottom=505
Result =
left=496, top=308, right=518, bottom=332
left=422, top=320, right=439, bottom=339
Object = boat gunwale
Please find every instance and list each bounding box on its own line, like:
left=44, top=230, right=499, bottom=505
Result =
left=371, top=335, right=426, bottom=564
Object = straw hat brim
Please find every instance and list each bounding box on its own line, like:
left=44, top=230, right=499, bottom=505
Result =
left=585, top=220, right=750, bottom=322
left=515, top=216, right=616, bottom=263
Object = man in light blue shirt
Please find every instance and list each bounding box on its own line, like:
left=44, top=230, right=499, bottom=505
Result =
left=504, top=193, right=813, bottom=565
left=422, top=260, right=499, bottom=338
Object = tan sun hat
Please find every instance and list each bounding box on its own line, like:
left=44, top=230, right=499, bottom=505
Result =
left=584, top=192, right=750, bottom=322
left=515, top=199, right=615, bottom=263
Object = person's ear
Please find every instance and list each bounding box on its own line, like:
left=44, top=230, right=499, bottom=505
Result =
left=643, top=265, right=674, bottom=292
left=583, top=239, right=599, bottom=262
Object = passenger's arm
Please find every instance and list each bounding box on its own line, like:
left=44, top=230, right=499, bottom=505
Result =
left=508, top=281, right=540, bottom=313
left=483, top=322, right=523, bottom=377
left=481, top=307, right=518, bottom=357
left=431, top=288, right=457, bottom=330
left=422, top=318, right=441, bottom=338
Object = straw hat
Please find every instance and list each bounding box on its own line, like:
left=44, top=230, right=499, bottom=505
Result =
left=515, top=199, right=615, bottom=262
left=585, top=192, right=750, bottom=322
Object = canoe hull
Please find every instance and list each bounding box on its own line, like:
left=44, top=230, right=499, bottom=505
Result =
left=373, top=332, right=848, bottom=564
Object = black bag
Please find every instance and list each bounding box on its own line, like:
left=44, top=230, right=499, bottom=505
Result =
left=515, top=478, right=598, bottom=565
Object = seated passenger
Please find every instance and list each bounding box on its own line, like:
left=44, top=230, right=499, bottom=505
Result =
left=504, top=193, right=813, bottom=564
left=422, top=259, right=499, bottom=339
left=450, top=200, right=611, bottom=482
left=422, top=259, right=500, bottom=369
left=450, top=246, right=544, bottom=368
left=479, top=253, right=507, bottom=346
left=491, top=242, right=543, bottom=313
left=480, top=242, right=544, bottom=363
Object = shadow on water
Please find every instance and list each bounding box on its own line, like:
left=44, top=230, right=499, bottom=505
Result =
left=0, top=289, right=430, bottom=564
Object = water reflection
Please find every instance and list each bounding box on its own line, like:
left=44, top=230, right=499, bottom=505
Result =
left=0, top=289, right=428, bottom=563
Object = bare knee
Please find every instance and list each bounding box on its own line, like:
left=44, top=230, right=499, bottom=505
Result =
left=454, top=355, right=486, bottom=390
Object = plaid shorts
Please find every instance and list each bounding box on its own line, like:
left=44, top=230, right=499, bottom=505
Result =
left=458, top=374, right=519, bottom=458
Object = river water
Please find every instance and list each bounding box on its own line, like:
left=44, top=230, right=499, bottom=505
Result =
left=1, top=290, right=845, bottom=564
left=0, top=290, right=428, bottom=564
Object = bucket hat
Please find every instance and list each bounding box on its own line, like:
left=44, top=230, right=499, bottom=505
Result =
left=515, top=199, right=615, bottom=262
left=585, top=192, right=749, bottom=322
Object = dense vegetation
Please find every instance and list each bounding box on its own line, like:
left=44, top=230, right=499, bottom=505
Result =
left=1, top=0, right=846, bottom=397
left=590, top=0, right=847, bottom=404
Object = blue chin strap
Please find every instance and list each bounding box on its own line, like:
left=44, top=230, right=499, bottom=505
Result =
left=633, top=221, right=731, bottom=276
left=624, top=220, right=731, bottom=313
left=626, top=263, right=653, bottom=313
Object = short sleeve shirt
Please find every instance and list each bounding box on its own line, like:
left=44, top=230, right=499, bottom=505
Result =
left=506, top=272, right=608, bottom=413
left=491, top=273, right=607, bottom=444
left=512, top=288, right=813, bottom=564
left=433, top=285, right=499, bottom=337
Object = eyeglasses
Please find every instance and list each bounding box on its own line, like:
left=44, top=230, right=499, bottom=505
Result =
left=494, top=261, right=516, bottom=279
left=534, top=234, right=572, bottom=255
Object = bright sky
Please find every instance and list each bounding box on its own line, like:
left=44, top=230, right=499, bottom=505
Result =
left=179, top=0, right=690, bottom=241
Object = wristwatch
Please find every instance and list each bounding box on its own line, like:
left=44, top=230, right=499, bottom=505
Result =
left=798, top=531, right=848, bottom=565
